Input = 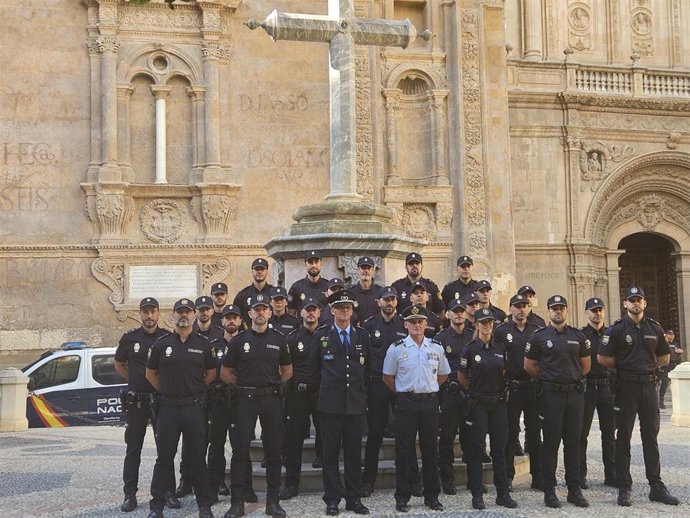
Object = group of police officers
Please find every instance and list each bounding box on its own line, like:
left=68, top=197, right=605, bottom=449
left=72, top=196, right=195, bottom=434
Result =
left=114, top=251, right=683, bottom=518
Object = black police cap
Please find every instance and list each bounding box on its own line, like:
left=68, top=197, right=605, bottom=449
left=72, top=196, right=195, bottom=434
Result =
left=517, top=285, right=536, bottom=296
left=357, top=256, right=375, bottom=267
left=462, top=292, right=481, bottom=305
left=401, top=305, right=429, bottom=320
left=475, top=308, right=495, bottom=322
left=328, top=278, right=344, bottom=289
left=447, top=299, right=466, bottom=312
left=301, top=297, right=320, bottom=309
left=378, top=286, right=398, bottom=299
left=585, top=297, right=605, bottom=310
left=624, top=286, right=645, bottom=300
left=251, top=257, right=269, bottom=269
left=410, top=280, right=428, bottom=292
left=270, top=286, right=288, bottom=299
left=222, top=304, right=242, bottom=317
left=139, top=297, right=159, bottom=309
left=327, top=290, right=356, bottom=305
left=304, top=250, right=322, bottom=260
left=457, top=255, right=473, bottom=266
left=476, top=280, right=492, bottom=291
left=249, top=293, right=270, bottom=308
left=406, top=252, right=422, bottom=264
left=174, top=298, right=195, bottom=312
left=509, top=294, right=528, bottom=306
left=195, top=296, right=213, bottom=309
left=547, top=295, right=568, bottom=308
left=211, top=282, right=228, bottom=294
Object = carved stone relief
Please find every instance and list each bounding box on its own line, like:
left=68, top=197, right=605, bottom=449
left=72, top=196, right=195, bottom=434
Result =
left=401, top=204, right=437, bottom=239
left=201, top=257, right=233, bottom=294
left=338, top=255, right=382, bottom=285
left=604, top=193, right=690, bottom=237
left=579, top=140, right=634, bottom=184
left=384, top=185, right=454, bottom=242
left=631, top=2, right=654, bottom=56
left=568, top=2, right=592, bottom=52
left=92, top=258, right=125, bottom=307
left=139, top=199, right=186, bottom=244
left=355, top=47, right=374, bottom=201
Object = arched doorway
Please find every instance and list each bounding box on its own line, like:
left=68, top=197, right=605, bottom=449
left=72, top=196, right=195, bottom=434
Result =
left=618, top=233, right=678, bottom=331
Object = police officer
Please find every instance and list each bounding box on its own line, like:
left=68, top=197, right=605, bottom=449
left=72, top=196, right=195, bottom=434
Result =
left=658, top=329, right=683, bottom=408
left=579, top=297, right=616, bottom=490
left=114, top=297, right=169, bottom=513
left=494, top=294, right=543, bottom=491
left=221, top=294, right=293, bottom=518
left=408, top=282, right=442, bottom=337
left=462, top=292, right=481, bottom=332
left=206, top=305, right=243, bottom=502
left=441, top=255, right=480, bottom=307
left=288, top=250, right=330, bottom=316
left=361, top=287, right=408, bottom=495
left=349, top=256, right=383, bottom=324
left=517, top=286, right=546, bottom=327
left=210, top=283, right=230, bottom=328
left=233, top=258, right=274, bottom=326
left=194, top=296, right=223, bottom=341
left=311, top=290, right=370, bottom=516
left=383, top=305, right=449, bottom=513
left=459, top=308, right=518, bottom=510
left=598, top=287, right=679, bottom=507
left=145, top=298, right=216, bottom=518
left=475, top=280, right=507, bottom=323
left=391, top=253, right=445, bottom=317
left=435, top=298, right=474, bottom=494
left=279, top=297, right=322, bottom=500
left=268, top=287, right=300, bottom=336
left=524, top=295, right=590, bottom=509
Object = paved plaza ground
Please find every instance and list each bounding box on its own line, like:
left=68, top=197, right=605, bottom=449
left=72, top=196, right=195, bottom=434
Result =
left=1, top=399, right=688, bottom=518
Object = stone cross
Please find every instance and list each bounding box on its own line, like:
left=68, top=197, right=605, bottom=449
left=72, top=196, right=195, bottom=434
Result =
left=247, top=0, right=429, bottom=203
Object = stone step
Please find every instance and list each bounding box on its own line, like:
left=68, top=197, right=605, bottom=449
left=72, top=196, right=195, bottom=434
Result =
left=248, top=455, right=531, bottom=493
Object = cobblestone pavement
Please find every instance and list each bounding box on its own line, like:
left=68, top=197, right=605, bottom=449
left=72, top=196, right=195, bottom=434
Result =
left=1, top=401, right=688, bottom=518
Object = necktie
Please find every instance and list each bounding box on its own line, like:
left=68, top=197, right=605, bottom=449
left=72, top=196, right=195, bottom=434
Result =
left=341, top=330, right=350, bottom=355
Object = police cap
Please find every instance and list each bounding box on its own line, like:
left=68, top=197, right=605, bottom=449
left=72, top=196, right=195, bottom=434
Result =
left=401, top=305, right=429, bottom=320
left=379, top=286, right=398, bottom=299
left=251, top=257, right=269, bottom=269
left=174, top=298, right=195, bottom=312
left=406, top=252, right=422, bottom=264
left=447, top=299, right=466, bottom=312
left=547, top=295, right=568, bottom=308
left=585, top=297, right=605, bottom=310
left=476, top=280, right=492, bottom=292
left=304, top=250, right=322, bottom=260
left=222, top=304, right=242, bottom=317
left=249, top=293, right=270, bottom=308
left=301, top=297, right=320, bottom=310
left=517, top=285, right=536, bottom=296
left=327, top=290, right=356, bottom=306
left=624, top=286, right=645, bottom=300
left=457, top=255, right=473, bottom=266
left=462, top=292, right=481, bottom=306
left=139, top=297, right=159, bottom=309
left=195, top=296, right=213, bottom=309
left=475, top=308, right=495, bottom=322
left=410, top=280, right=428, bottom=293
left=510, top=294, right=528, bottom=307
left=270, top=286, right=288, bottom=299
left=357, top=256, right=375, bottom=267
left=211, top=282, right=228, bottom=295
left=328, top=278, right=344, bottom=290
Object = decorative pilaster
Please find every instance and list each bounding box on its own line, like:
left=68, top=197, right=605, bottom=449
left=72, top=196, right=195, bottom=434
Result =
left=116, top=84, right=134, bottom=182
left=431, top=90, right=449, bottom=185
left=522, top=0, right=543, bottom=61
left=187, top=86, right=207, bottom=175
left=98, top=34, right=121, bottom=180
left=382, top=88, right=401, bottom=185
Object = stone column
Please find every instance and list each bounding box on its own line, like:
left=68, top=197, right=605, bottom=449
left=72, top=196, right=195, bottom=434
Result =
left=382, top=89, right=401, bottom=186
left=669, top=363, right=690, bottom=427
left=201, top=43, right=223, bottom=174
left=98, top=35, right=121, bottom=180
left=86, top=39, right=102, bottom=183
left=431, top=90, right=449, bottom=185
left=187, top=86, right=206, bottom=178
left=605, top=249, right=624, bottom=321
left=673, top=251, right=690, bottom=349
left=522, top=0, right=543, bottom=61
left=150, top=86, right=171, bottom=184
left=0, top=368, right=29, bottom=432
left=117, top=84, right=134, bottom=182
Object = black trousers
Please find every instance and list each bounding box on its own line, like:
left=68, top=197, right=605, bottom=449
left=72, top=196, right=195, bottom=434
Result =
left=466, top=400, right=509, bottom=497
left=283, top=386, right=321, bottom=489
left=123, top=399, right=155, bottom=495
left=438, top=388, right=467, bottom=486
left=230, top=394, right=283, bottom=503
left=580, top=382, right=616, bottom=482
left=615, top=380, right=662, bottom=489
left=319, top=412, right=364, bottom=506
left=658, top=367, right=671, bottom=401
left=538, top=390, right=584, bottom=491
left=207, top=398, right=231, bottom=493
left=150, top=402, right=211, bottom=511
left=394, top=395, right=440, bottom=502
left=505, top=387, right=542, bottom=483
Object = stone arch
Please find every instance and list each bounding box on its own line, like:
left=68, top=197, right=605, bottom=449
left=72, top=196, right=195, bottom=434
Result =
left=384, top=63, right=442, bottom=91
left=586, top=151, right=690, bottom=250
left=117, top=43, right=203, bottom=86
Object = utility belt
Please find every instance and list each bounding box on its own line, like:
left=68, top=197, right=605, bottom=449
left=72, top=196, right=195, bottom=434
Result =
left=397, top=392, right=437, bottom=401
left=470, top=392, right=505, bottom=404
left=235, top=385, right=283, bottom=398
left=366, top=374, right=384, bottom=383
left=120, top=389, right=153, bottom=407
left=160, top=394, right=204, bottom=407
left=208, top=383, right=231, bottom=402
left=587, top=377, right=610, bottom=387
left=618, top=371, right=656, bottom=383
left=541, top=379, right=585, bottom=393
left=505, top=378, right=534, bottom=392
left=442, top=380, right=463, bottom=395
left=294, top=382, right=318, bottom=393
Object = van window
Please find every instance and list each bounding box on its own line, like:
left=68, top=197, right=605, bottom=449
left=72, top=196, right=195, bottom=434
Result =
left=30, top=355, right=81, bottom=390
left=92, top=354, right=127, bottom=385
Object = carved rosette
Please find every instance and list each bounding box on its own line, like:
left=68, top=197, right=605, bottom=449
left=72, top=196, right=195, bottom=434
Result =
left=401, top=204, right=437, bottom=240
left=355, top=48, right=374, bottom=200
left=201, top=257, right=233, bottom=293
left=91, top=258, right=125, bottom=307
left=139, top=199, right=186, bottom=244
left=96, top=193, right=133, bottom=240
left=461, top=9, right=487, bottom=257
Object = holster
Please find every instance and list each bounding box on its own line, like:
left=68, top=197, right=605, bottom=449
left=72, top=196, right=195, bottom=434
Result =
left=576, top=378, right=587, bottom=394
left=149, top=393, right=160, bottom=420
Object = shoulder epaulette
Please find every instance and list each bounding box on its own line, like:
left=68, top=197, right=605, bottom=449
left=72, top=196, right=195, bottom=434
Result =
left=196, top=333, right=210, bottom=340
left=363, top=315, right=375, bottom=324
left=153, top=331, right=172, bottom=342
left=316, top=324, right=329, bottom=330
left=271, top=327, right=286, bottom=337
left=287, top=328, right=300, bottom=337
left=431, top=337, right=443, bottom=346
left=125, top=327, right=139, bottom=334
left=612, top=318, right=622, bottom=325
left=393, top=338, right=405, bottom=346
left=648, top=317, right=662, bottom=326
left=533, top=326, right=549, bottom=334
left=494, top=321, right=509, bottom=330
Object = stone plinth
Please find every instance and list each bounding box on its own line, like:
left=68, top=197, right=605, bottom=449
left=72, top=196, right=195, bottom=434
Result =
left=0, top=368, right=29, bottom=432
left=265, top=201, right=423, bottom=287
left=669, top=362, right=690, bottom=427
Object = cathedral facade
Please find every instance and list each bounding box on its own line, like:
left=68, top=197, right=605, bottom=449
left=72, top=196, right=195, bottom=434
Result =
left=1, top=0, right=688, bottom=351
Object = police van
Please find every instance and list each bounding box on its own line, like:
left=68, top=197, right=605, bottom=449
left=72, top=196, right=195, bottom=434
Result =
left=22, top=342, right=127, bottom=428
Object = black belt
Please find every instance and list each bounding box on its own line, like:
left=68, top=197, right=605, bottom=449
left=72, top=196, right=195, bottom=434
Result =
left=470, top=393, right=505, bottom=403
left=618, top=372, right=656, bottom=383
left=397, top=392, right=437, bottom=401
left=588, top=377, right=610, bottom=386
left=295, top=382, right=317, bottom=393
left=506, top=379, right=534, bottom=390
left=160, top=395, right=201, bottom=406
left=541, top=381, right=579, bottom=392
left=235, top=385, right=281, bottom=397
left=367, top=374, right=384, bottom=383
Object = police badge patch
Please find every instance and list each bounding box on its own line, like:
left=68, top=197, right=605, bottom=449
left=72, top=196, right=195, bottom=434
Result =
left=585, top=339, right=591, bottom=350
left=243, top=343, right=251, bottom=352
left=134, top=343, right=140, bottom=353
left=374, top=330, right=380, bottom=338
left=475, top=354, right=481, bottom=362
left=298, top=342, right=304, bottom=351
left=165, top=346, right=172, bottom=357
left=446, top=346, right=452, bottom=354
left=546, top=340, right=553, bottom=348
left=625, top=335, right=633, bottom=344
left=360, top=356, right=365, bottom=365
left=506, top=334, right=513, bottom=342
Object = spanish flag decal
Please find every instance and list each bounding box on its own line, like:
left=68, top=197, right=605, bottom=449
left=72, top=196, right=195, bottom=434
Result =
left=29, top=395, right=68, bottom=428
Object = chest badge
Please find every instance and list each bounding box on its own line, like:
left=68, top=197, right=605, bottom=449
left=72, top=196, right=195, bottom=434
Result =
left=506, top=334, right=513, bottom=342
left=243, top=342, right=251, bottom=352
left=454, top=292, right=459, bottom=299
left=374, top=330, right=380, bottom=338
left=134, top=343, right=140, bottom=353
left=165, top=346, right=172, bottom=357
left=546, top=340, right=553, bottom=348
left=401, top=292, right=407, bottom=299
left=300, top=293, right=306, bottom=300
left=625, top=335, right=633, bottom=344
left=360, top=356, right=365, bottom=365
left=446, top=346, right=452, bottom=354
left=474, top=354, right=481, bottom=362
left=247, top=297, right=251, bottom=305
left=297, top=342, right=304, bottom=351
left=217, top=349, right=223, bottom=358
left=401, top=351, right=408, bottom=360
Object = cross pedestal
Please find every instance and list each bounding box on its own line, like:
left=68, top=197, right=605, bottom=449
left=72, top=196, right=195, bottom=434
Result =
left=250, top=2, right=430, bottom=285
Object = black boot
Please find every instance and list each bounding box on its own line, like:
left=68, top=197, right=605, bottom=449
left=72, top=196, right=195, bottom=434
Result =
left=544, top=489, right=562, bottom=508
left=224, top=502, right=245, bottom=518
left=496, top=493, right=518, bottom=508
left=121, top=494, right=137, bottom=512
left=567, top=489, right=589, bottom=507
left=649, top=484, right=680, bottom=505
left=176, top=480, right=192, bottom=497
left=265, top=499, right=287, bottom=518
left=165, top=491, right=181, bottom=509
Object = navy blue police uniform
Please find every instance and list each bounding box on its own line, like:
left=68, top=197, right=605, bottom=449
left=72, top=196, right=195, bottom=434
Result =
left=441, top=256, right=479, bottom=307
left=391, top=253, right=445, bottom=315
left=579, top=298, right=616, bottom=488
left=146, top=299, right=215, bottom=516
left=210, top=283, right=229, bottom=328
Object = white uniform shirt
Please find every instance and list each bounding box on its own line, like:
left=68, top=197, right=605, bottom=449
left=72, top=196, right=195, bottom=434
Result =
left=383, top=335, right=451, bottom=393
